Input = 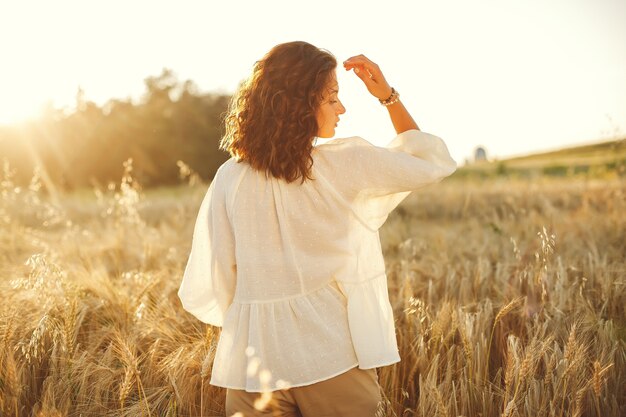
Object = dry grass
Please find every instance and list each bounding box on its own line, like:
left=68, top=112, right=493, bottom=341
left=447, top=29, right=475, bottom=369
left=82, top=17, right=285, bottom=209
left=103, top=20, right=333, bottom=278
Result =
left=1, top=158, right=624, bottom=416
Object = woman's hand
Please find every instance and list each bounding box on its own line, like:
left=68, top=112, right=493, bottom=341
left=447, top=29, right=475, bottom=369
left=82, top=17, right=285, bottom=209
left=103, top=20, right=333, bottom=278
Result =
left=343, top=55, right=393, bottom=101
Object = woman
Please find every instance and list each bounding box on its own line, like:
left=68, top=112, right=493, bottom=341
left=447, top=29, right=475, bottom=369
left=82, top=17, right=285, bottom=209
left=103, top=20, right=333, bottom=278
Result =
left=177, top=41, right=457, bottom=417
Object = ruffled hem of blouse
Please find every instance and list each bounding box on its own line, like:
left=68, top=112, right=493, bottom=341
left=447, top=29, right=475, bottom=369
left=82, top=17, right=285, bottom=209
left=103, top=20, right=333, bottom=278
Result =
left=209, top=276, right=401, bottom=392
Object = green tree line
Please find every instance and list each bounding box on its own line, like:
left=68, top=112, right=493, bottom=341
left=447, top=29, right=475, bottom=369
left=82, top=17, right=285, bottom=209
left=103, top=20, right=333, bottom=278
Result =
left=0, top=68, right=233, bottom=191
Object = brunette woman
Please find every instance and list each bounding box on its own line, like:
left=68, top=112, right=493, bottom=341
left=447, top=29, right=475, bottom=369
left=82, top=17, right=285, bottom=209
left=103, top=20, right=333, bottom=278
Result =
left=178, top=41, right=457, bottom=417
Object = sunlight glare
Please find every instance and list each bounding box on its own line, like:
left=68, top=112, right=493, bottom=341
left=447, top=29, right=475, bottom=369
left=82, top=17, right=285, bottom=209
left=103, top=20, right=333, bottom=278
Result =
left=0, top=96, right=45, bottom=125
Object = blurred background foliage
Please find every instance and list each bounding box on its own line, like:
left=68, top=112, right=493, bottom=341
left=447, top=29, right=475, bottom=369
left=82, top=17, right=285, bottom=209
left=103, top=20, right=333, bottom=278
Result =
left=0, top=68, right=232, bottom=191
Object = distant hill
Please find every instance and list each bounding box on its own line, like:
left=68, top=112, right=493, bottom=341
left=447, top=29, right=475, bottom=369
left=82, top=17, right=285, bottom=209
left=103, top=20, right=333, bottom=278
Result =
left=454, top=137, right=626, bottom=179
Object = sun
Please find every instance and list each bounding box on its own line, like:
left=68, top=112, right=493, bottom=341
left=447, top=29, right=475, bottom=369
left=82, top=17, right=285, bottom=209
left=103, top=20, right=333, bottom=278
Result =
left=0, top=96, right=48, bottom=126
left=0, top=65, right=74, bottom=126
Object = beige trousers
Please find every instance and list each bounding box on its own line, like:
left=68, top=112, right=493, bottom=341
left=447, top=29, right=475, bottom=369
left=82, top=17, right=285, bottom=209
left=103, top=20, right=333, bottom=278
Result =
left=224, top=366, right=384, bottom=417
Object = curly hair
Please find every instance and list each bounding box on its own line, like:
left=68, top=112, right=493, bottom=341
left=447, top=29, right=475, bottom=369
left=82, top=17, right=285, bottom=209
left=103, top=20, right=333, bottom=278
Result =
left=219, top=41, right=337, bottom=184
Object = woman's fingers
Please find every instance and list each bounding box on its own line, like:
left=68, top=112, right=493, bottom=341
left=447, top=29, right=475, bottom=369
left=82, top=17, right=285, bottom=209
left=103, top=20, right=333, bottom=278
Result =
left=345, top=62, right=382, bottom=86
left=343, top=54, right=370, bottom=65
left=343, top=55, right=379, bottom=75
left=343, top=54, right=392, bottom=100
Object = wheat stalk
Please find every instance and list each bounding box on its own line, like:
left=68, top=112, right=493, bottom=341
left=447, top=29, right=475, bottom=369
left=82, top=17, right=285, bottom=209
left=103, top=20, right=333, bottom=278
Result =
left=485, top=296, right=525, bottom=381
left=119, top=365, right=134, bottom=409
left=592, top=360, right=613, bottom=397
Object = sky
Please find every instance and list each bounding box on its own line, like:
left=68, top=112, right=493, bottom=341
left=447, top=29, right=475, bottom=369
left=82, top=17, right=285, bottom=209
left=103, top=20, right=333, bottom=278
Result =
left=0, top=0, right=624, bottom=165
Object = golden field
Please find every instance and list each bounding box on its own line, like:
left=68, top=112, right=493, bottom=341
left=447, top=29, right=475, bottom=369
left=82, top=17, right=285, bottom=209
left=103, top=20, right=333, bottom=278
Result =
left=1, top=159, right=624, bottom=416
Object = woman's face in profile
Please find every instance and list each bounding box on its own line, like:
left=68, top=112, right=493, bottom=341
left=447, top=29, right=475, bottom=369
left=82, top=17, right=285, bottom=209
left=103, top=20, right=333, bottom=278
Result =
left=315, top=71, right=346, bottom=139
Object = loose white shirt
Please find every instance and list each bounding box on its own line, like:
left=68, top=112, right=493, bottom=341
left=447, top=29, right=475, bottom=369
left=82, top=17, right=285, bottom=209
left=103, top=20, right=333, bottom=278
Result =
left=177, top=129, right=457, bottom=392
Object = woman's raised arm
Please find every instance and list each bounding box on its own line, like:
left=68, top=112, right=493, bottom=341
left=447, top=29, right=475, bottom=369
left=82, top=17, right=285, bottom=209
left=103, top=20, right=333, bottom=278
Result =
left=343, top=54, right=419, bottom=134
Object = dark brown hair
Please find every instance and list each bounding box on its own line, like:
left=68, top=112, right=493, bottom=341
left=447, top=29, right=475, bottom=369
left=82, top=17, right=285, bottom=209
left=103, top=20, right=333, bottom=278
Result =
left=219, top=41, right=337, bottom=184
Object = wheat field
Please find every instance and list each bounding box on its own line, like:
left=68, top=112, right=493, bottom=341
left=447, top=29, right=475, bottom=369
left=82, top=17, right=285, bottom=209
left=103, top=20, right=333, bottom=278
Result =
left=1, top=159, right=624, bottom=416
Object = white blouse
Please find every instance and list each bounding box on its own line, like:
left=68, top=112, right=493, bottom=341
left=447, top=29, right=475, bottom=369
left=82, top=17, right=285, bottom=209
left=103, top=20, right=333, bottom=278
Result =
left=177, top=129, right=457, bottom=393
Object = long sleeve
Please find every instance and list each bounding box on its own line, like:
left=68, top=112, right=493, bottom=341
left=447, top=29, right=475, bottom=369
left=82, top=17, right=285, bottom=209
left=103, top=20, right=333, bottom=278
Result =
left=344, top=129, right=457, bottom=231
left=177, top=173, right=237, bottom=327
